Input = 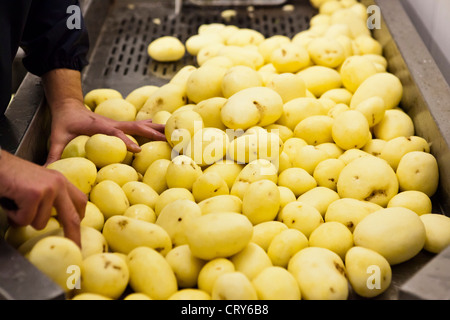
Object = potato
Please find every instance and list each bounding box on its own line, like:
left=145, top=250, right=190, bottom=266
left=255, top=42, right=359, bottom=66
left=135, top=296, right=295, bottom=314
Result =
left=230, top=242, right=272, bottom=280
left=362, top=138, right=386, bottom=157
left=5, top=217, right=60, bottom=249
left=72, top=293, right=112, bottom=300
left=338, top=148, right=372, bottom=164
left=221, top=65, right=262, bottom=98
left=264, top=124, right=294, bottom=143
left=266, top=73, right=307, bottom=103
left=147, top=36, right=185, bottom=61
left=339, top=55, right=378, bottom=93
left=282, top=137, right=308, bottom=160
left=258, top=35, right=291, bottom=64
left=84, top=134, right=127, bottom=169
left=136, top=83, right=187, bottom=120
left=279, top=201, right=323, bottom=238
left=288, top=247, right=348, bottom=300
left=79, top=252, right=129, bottom=299
left=197, top=258, right=236, bottom=295
left=142, top=159, right=171, bottom=194
left=313, top=158, right=346, bottom=191
left=297, top=66, right=342, bottom=97
left=350, top=73, right=403, bottom=110
left=278, top=167, right=317, bottom=197
left=186, top=127, right=229, bottom=167
left=396, top=151, right=439, bottom=197
left=191, top=172, right=229, bottom=203
left=337, top=155, right=398, bottom=207
left=291, top=145, right=330, bottom=175
left=127, top=247, right=178, bottom=299
left=332, top=110, right=371, bottom=150
left=84, top=88, right=122, bottom=111
left=324, top=198, right=382, bottom=232
left=94, top=98, right=136, bottom=122
left=155, top=199, right=202, bottom=247
left=165, top=155, right=203, bottom=191
left=89, top=180, right=129, bottom=218
left=169, top=289, right=211, bottom=300
left=331, top=8, right=371, bottom=39
left=165, top=245, right=206, bottom=288
left=47, top=157, right=97, bottom=194
left=387, top=191, right=432, bottom=216
left=193, top=97, right=227, bottom=130
left=328, top=103, right=350, bottom=119
left=154, top=188, right=195, bottom=216
left=123, top=293, right=152, bottom=300
left=184, top=212, right=253, bottom=260
left=354, top=207, right=426, bottom=265
left=316, top=141, right=344, bottom=158
left=124, top=204, right=156, bottom=223
left=226, top=28, right=265, bottom=47
left=380, top=136, right=430, bottom=170
left=102, top=215, right=172, bottom=256
left=270, top=42, right=311, bottom=73
left=164, top=109, right=204, bottom=153
left=203, top=160, right=244, bottom=189
left=353, top=35, right=382, bottom=55
left=185, top=33, right=224, bottom=56
left=199, top=53, right=233, bottom=68
left=212, top=272, right=258, bottom=300
left=321, top=88, right=353, bottom=106
left=221, top=86, right=283, bottom=130
left=278, top=186, right=296, bottom=209
left=420, top=214, right=450, bottom=254
left=345, top=246, right=392, bottom=298
left=297, top=186, right=340, bottom=216
left=125, top=85, right=159, bottom=112
left=228, top=130, right=282, bottom=164
left=241, top=180, right=280, bottom=225
left=186, top=65, right=227, bottom=104
left=122, top=181, right=159, bottom=209
left=28, top=236, right=83, bottom=292
left=217, top=45, right=265, bottom=70
left=61, top=135, right=89, bottom=159
left=294, top=115, right=334, bottom=145
left=96, top=163, right=139, bottom=187
left=252, top=266, right=301, bottom=300
left=307, top=37, right=346, bottom=68
left=352, top=96, right=385, bottom=127
left=267, top=228, right=308, bottom=268
left=373, top=109, right=415, bottom=141
left=79, top=226, right=108, bottom=259
left=309, top=221, right=353, bottom=260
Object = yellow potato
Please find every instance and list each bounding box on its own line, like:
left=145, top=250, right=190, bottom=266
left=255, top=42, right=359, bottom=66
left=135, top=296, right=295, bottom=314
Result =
left=164, top=109, right=204, bottom=153
left=338, top=148, right=372, bottom=164
left=294, top=115, right=334, bottom=145
left=264, top=124, right=294, bottom=142
left=186, top=65, right=227, bottom=103
left=94, top=98, right=136, bottom=122
left=199, top=52, right=233, bottom=68
left=252, top=266, right=301, bottom=300
left=197, top=258, right=236, bottom=295
left=136, top=83, right=187, bottom=120
left=387, top=191, right=432, bottom=216
left=282, top=137, right=308, bottom=161
left=332, top=110, right=371, bottom=150
left=337, top=155, right=398, bottom=207
left=102, top=215, right=172, bottom=256
left=221, top=65, right=262, bottom=98
left=297, top=66, right=342, bottom=97
left=155, top=199, right=202, bottom=247
left=279, top=201, right=324, bottom=238
left=84, top=88, right=122, bottom=111
left=89, top=180, right=129, bottom=219
left=270, top=42, right=311, bottom=73
left=96, top=163, right=139, bottom=187
left=165, top=155, right=203, bottom=191
left=396, top=151, right=439, bottom=197
left=47, top=157, right=97, bottom=194
left=122, top=181, right=159, bottom=209
left=277, top=97, right=324, bottom=131
left=226, top=28, right=265, bottom=47
left=147, top=36, right=185, bottom=61
left=203, top=160, right=244, bottom=189
left=165, top=244, right=206, bottom=288
left=345, top=246, right=392, bottom=298
left=142, top=158, right=171, bottom=194
left=354, top=207, right=426, bottom=265
left=288, top=247, right=348, bottom=300
left=330, top=8, right=371, bottom=39
left=193, top=97, right=227, bottom=130
left=72, top=293, right=112, bottom=300
left=420, top=213, right=450, bottom=254
left=313, top=158, right=346, bottom=191
left=211, top=271, right=257, bottom=300
left=321, top=88, right=353, bottom=105
left=307, top=37, right=346, bottom=68
left=290, top=145, right=330, bottom=175
left=154, top=188, right=195, bottom=216
left=350, top=73, right=403, bottom=110
left=186, top=127, right=229, bottom=167
left=266, top=73, right=307, bottom=103
left=184, top=212, right=253, bottom=260
left=168, top=289, right=211, bottom=300
left=353, top=35, right=382, bottom=55
left=315, top=142, right=344, bottom=158
left=267, top=228, right=308, bottom=268
left=127, top=247, right=178, bottom=299
left=309, top=221, right=353, bottom=260
left=28, top=236, right=83, bottom=292
left=277, top=186, right=297, bottom=211
left=217, top=45, right=265, bottom=70
left=380, top=136, right=430, bottom=170
left=123, top=293, right=152, bottom=300
left=197, top=195, right=242, bottom=215
left=192, top=172, right=229, bottom=203
left=242, top=180, right=280, bottom=225
left=230, top=242, right=272, bottom=280
left=61, top=135, right=89, bottom=159
left=84, top=134, right=127, bottom=169
left=79, top=252, right=129, bottom=299
left=125, top=85, right=159, bottom=112
left=327, top=102, right=350, bottom=119
left=297, top=186, right=340, bottom=217
left=362, top=138, right=386, bottom=157
left=373, top=109, right=415, bottom=141
left=80, top=201, right=105, bottom=231
left=79, top=226, right=109, bottom=259
left=339, top=55, right=378, bottom=93
left=124, top=204, right=156, bottom=223
left=278, top=167, right=317, bottom=197
left=352, top=96, right=385, bottom=127
left=258, top=35, right=291, bottom=64
left=185, top=33, right=224, bottom=56
left=5, top=217, right=60, bottom=249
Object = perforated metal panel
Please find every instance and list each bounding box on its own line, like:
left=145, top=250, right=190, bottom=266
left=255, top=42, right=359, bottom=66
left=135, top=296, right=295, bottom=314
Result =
left=81, top=0, right=316, bottom=95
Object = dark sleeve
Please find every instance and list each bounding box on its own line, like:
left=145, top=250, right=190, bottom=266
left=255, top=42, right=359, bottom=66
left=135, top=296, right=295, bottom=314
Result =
left=20, top=0, right=90, bottom=76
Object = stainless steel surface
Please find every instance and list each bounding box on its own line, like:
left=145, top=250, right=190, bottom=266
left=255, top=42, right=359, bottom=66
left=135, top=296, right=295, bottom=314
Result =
left=1, top=0, right=449, bottom=300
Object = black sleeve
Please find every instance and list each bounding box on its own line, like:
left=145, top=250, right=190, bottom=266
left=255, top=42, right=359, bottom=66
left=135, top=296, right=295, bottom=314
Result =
left=20, top=0, right=90, bottom=76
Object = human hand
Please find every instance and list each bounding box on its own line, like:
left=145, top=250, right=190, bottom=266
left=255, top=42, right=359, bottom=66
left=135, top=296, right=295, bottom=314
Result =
left=0, top=150, right=86, bottom=247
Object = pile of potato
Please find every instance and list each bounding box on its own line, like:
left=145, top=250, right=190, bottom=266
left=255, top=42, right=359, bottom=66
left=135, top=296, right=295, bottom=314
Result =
left=5, top=0, right=450, bottom=300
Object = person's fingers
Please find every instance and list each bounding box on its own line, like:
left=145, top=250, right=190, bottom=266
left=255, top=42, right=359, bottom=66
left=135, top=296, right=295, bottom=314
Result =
left=45, top=142, right=66, bottom=166
left=31, top=189, right=55, bottom=230
left=6, top=194, right=39, bottom=227
left=67, top=182, right=88, bottom=221
left=53, top=187, right=82, bottom=248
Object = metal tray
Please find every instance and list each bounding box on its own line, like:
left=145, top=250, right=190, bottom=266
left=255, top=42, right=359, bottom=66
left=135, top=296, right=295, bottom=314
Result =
left=1, top=0, right=450, bottom=300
